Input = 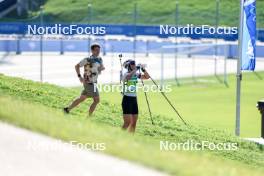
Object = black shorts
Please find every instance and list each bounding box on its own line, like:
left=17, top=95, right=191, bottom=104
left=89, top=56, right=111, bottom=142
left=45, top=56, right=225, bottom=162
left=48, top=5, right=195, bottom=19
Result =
left=122, top=95, right=138, bottom=115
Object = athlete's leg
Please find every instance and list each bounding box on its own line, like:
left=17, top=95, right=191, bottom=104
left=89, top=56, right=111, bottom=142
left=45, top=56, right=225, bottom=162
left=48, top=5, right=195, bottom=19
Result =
left=67, top=95, right=87, bottom=111
left=122, top=114, right=131, bottom=130
left=128, top=115, right=138, bottom=133
left=89, top=96, right=100, bottom=116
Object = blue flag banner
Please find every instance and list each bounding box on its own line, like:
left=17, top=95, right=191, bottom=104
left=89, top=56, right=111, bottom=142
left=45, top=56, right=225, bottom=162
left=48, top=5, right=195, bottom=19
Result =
left=241, top=0, right=256, bottom=70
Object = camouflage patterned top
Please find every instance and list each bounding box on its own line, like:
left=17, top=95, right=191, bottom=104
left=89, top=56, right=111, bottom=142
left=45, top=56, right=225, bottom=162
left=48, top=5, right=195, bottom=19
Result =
left=79, top=55, right=103, bottom=83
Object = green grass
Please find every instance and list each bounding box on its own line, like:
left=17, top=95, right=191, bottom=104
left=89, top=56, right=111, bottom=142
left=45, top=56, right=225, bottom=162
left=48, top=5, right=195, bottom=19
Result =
left=3, top=0, right=264, bottom=27
left=0, top=73, right=264, bottom=176
left=99, top=72, right=264, bottom=137
left=0, top=95, right=263, bottom=176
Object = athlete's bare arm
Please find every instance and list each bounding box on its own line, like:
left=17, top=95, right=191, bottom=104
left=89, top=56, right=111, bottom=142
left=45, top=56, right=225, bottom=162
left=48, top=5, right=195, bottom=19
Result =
left=98, top=64, right=105, bottom=72
left=125, top=69, right=137, bottom=80
left=75, top=63, right=84, bottom=83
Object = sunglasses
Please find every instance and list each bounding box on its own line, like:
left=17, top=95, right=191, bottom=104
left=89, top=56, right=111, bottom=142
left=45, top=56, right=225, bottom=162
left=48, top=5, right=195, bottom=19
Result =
left=130, top=61, right=136, bottom=65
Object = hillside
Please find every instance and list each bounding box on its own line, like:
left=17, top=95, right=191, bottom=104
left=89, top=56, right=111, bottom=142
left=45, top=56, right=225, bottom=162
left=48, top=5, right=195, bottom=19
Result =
left=3, top=0, right=264, bottom=27
left=0, top=74, right=264, bottom=176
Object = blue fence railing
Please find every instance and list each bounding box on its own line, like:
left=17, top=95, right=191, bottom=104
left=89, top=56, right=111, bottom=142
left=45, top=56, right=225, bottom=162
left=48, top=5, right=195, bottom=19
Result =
left=1, top=38, right=264, bottom=58
left=0, top=23, right=264, bottom=42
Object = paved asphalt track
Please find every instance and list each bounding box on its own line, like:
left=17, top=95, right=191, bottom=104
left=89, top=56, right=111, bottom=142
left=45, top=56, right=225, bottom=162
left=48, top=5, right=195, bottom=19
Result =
left=1, top=52, right=264, bottom=87
left=0, top=122, right=167, bottom=176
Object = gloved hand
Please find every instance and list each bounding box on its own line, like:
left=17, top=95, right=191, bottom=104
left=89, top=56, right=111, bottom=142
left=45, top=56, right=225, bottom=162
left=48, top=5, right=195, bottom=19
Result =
left=141, top=67, right=146, bottom=72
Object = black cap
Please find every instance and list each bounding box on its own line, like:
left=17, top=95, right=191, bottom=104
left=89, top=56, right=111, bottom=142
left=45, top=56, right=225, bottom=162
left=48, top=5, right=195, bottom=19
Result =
left=91, top=44, right=100, bottom=50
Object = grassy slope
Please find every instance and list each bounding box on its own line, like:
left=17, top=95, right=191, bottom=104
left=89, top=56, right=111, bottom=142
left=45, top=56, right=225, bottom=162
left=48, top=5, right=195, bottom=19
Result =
left=3, top=0, right=264, bottom=27
left=99, top=72, right=264, bottom=137
left=1, top=95, right=263, bottom=176
left=0, top=74, right=264, bottom=176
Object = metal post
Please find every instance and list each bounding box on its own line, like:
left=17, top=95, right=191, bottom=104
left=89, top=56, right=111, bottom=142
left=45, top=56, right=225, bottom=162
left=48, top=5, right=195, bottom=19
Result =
left=133, top=3, right=137, bottom=59
left=224, top=44, right=228, bottom=86
left=161, top=48, right=164, bottom=88
left=187, top=41, right=192, bottom=58
left=103, top=38, right=106, bottom=56
left=192, top=54, right=195, bottom=82
left=110, top=46, right=114, bottom=84
left=5, top=40, right=10, bottom=53
left=214, top=0, right=220, bottom=77
left=88, top=3, right=92, bottom=56
left=145, top=40, right=149, bottom=57
left=236, top=0, right=245, bottom=136
left=60, top=36, right=64, bottom=55
left=16, top=35, right=21, bottom=55
left=175, top=1, right=180, bottom=86
left=40, top=6, right=44, bottom=82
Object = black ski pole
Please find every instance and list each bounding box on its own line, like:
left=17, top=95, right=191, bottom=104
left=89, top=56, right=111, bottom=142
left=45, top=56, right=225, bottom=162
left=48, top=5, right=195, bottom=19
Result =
left=119, top=54, right=123, bottom=84
left=149, top=76, right=188, bottom=126
left=140, top=77, right=154, bottom=125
